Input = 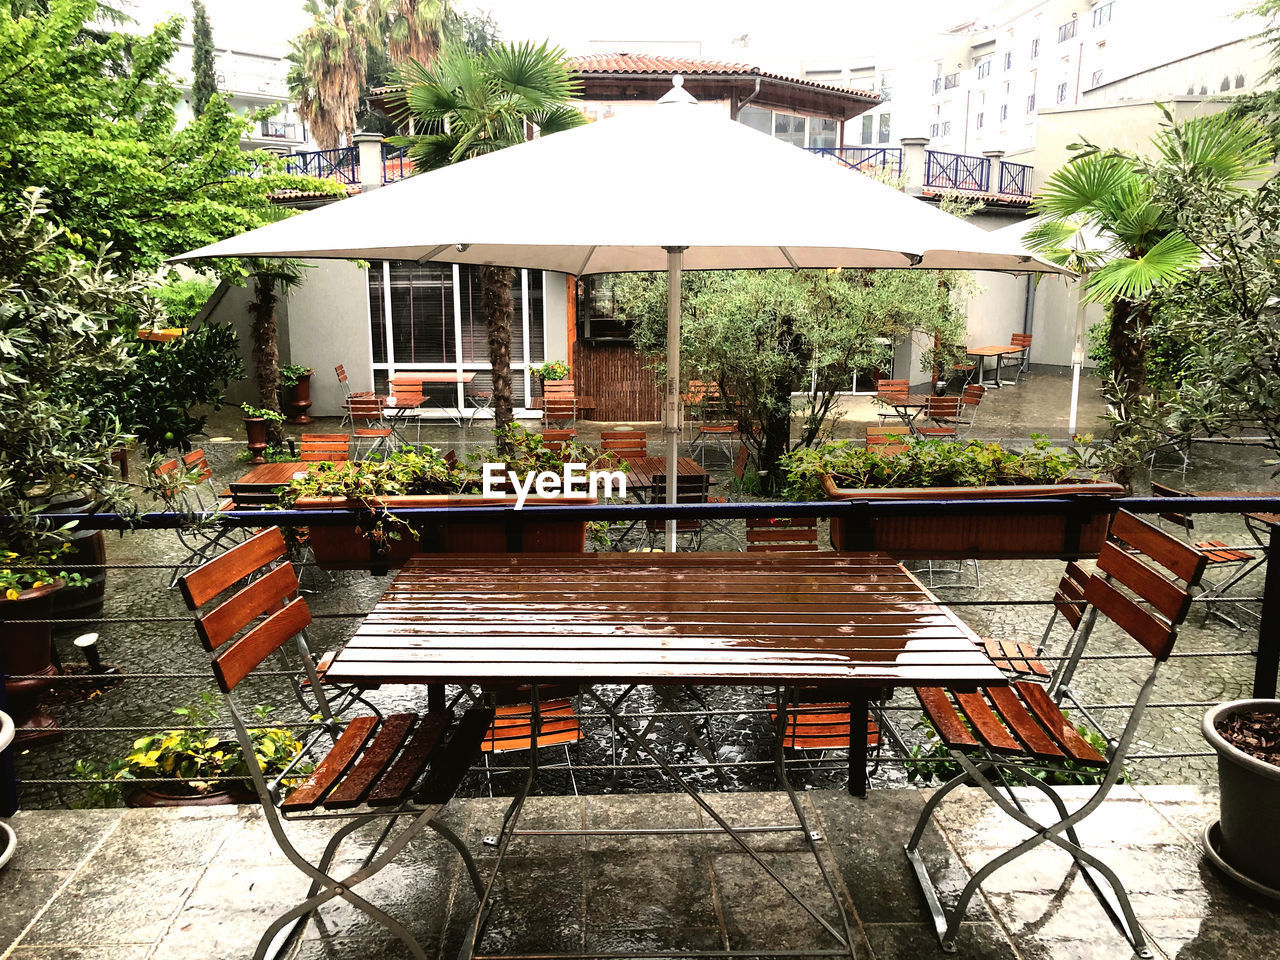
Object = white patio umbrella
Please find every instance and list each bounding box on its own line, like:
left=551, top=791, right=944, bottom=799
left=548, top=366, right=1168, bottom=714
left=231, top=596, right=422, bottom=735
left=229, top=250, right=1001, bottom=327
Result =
left=176, top=77, right=1070, bottom=550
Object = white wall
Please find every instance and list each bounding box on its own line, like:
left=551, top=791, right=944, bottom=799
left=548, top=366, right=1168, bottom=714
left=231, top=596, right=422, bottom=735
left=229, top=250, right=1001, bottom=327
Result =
left=285, top=260, right=372, bottom=417
left=544, top=272, right=570, bottom=364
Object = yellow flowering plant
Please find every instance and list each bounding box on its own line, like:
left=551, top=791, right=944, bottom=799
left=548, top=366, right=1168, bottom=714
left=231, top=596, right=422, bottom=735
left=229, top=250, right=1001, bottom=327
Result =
left=0, top=541, right=87, bottom=599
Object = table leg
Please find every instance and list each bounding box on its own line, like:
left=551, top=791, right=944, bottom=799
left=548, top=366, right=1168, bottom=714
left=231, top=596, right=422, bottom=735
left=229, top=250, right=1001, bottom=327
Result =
left=848, top=692, right=869, bottom=798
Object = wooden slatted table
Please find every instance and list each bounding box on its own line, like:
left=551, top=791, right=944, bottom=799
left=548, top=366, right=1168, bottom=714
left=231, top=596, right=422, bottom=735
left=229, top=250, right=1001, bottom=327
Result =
left=326, top=552, right=1004, bottom=796
left=966, top=345, right=1024, bottom=388
left=622, top=455, right=712, bottom=499
left=875, top=392, right=933, bottom=427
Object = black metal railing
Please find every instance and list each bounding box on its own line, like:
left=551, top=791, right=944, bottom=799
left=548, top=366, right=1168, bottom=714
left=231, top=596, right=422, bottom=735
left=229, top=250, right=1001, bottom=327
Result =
left=260, top=120, right=298, bottom=140
left=281, top=146, right=359, bottom=186
left=998, top=160, right=1032, bottom=196
left=943, top=72, right=960, bottom=90
left=1093, top=2, right=1113, bottom=29
left=806, top=146, right=903, bottom=177
left=1058, top=18, right=1078, bottom=43
left=924, top=149, right=991, bottom=192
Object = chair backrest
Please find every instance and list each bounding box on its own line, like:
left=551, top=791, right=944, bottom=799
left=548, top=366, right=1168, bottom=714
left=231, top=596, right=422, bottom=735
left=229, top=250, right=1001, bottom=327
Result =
left=732, top=443, right=751, bottom=483
left=177, top=528, right=309, bottom=693
left=229, top=483, right=285, bottom=509
left=746, top=517, right=820, bottom=552
left=925, top=396, right=961, bottom=420
left=300, top=433, right=350, bottom=462
left=543, top=379, right=576, bottom=397
left=601, top=430, right=647, bottom=461
left=443, top=449, right=458, bottom=467
left=1091, top=510, right=1207, bottom=661
left=388, top=376, right=427, bottom=406
left=962, top=384, right=985, bottom=406
left=1149, top=481, right=1195, bottom=531
left=182, top=449, right=214, bottom=483
left=1050, top=561, right=1091, bottom=630
left=651, top=472, right=710, bottom=503
left=867, top=425, right=910, bottom=456
left=1010, top=333, right=1033, bottom=349
left=345, top=395, right=387, bottom=420
left=540, top=428, right=577, bottom=452
left=875, top=379, right=909, bottom=396
left=155, top=449, right=215, bottom=505
left=335, top=363, right=354, bottom=398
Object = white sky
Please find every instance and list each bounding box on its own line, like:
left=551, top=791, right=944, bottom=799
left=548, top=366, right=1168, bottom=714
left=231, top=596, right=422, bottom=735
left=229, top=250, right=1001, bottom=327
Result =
left=123, top=0, right=986, bottom=67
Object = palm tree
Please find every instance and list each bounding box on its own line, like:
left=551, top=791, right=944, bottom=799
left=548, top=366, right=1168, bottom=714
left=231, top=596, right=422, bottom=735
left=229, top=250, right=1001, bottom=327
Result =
left=245, top=259, right=309, bottom=447
left=287, top=0, right=368, bottom=150
left=366, top=0, right=450, bottom=67
left=389, top=40, right=584, bottom=433
left=1025, top=111, right=1270, bottom=418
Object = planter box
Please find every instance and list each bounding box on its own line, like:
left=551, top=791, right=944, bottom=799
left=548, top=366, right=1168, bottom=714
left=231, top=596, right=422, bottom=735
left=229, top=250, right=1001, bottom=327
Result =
left=296, top=494, right=594, bottom=570
left=822, top=476, right=1124, bottom=560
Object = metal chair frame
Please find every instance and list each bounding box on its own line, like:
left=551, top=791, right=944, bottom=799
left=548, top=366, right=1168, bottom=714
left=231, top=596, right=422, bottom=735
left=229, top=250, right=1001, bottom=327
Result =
left=156, top=451, right=246, bottom=588
left=176, top=531, right=488, bottom=960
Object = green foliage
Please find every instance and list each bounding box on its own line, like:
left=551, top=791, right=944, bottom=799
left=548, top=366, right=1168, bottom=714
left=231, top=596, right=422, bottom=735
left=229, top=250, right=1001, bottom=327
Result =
left=279, top=363, right=312, bottom=388
left=189, top=0, right=216, bottom=117
left=444, top=4, right=500, bottom=54
left=781, top=435, right=1093, bottom=500
left=1, top=540, right=86, bottom=597
left=241, top=403, right=285, bottom=422
left=153, top=275, right=216, bottom=326
left=530, top=360, right=570, bottom=382
left=0, top=0, right=346, bottom=279
left=73, top=692, right=312, bottom=805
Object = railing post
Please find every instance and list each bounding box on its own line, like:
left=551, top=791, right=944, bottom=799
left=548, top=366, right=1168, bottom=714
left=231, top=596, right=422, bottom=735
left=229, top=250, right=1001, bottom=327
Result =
left=352, top=131, right=385, bottom=193
left=983, top=149, right=1004, bottom=194
left=1253, top=521, right=1280, bottom=698
left=899, top=136, right=930, bottom=195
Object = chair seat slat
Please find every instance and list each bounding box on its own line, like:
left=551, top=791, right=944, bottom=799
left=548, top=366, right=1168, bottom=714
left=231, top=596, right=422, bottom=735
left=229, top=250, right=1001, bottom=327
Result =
left=985, top=685, right=1064, bottom=759
left=952, top=691, right=1023, bottom=753
left=324, top=713, right=417, bottom=809
left=281, top=716, right=379, bottom=811
left=366, top=712, right=450, bottom=806
left=414, top=708, right=496, bottom=805
left=1015, top=682, right=1106, bottom=766
left=916, top=687, right=980, bottom=749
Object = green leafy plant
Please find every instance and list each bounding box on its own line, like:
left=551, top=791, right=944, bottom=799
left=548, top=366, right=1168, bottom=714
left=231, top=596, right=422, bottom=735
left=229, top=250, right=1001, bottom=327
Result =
left=73, top=693, right=312, bottom=806
left=241, top=403, right=286, bottom=422
left=1, top=541, right=87, bottom=599
left=530, top=360, right=570, bottom=382
left=236, top=444, right=296, bottom=464
left=152, top=275, right=217, bottom=326
left=278, top=363, right=313, bottom=388
left=781, top=435, right=1094, bottom=500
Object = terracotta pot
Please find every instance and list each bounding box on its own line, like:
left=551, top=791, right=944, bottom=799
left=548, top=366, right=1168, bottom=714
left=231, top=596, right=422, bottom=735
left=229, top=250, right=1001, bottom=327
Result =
left=243, top=417, right=269, bottom=464
left=126, top=783, right=257, bottom=808
left=0, top=581, right=64, bottom=745
left=284, top=372, right=313, bottom=425
left=1202, top=699, right=1280, bottom=893
left=294, top=493, right=594, bottom=570
left=822, top=476, right=1124, bottom=560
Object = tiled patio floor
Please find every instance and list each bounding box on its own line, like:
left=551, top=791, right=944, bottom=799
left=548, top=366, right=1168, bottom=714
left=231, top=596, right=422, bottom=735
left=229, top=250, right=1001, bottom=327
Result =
left=3, top=785, right=1276, bottom=960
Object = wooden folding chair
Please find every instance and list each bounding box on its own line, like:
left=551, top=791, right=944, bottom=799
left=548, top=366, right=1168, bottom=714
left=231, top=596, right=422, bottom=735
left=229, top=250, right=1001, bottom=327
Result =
left=745, top=517, right=820, bottom=552
left=343, top=397, right=396, bottom=459
left=478, top=683, right=583, bottom=796
left=299, top=434, right=350, bottom=462
left=644, top=472, right=709, bottom=550
left=1000, top=332, right=1032, bottom=383
left=905, top=511, right=1205, bottom=956
left=176, top=529, right=492, bottom=960
left=541, top=379, right=580, bottom=426
left=913, top=396, right=962, bottom=439
left=601, top=429, right=647, bottom=464
left=866, top=425, right=910, bottom=456
left=334, top=365, right=373, bottom=430
left=538, top=428, right=577, bottom=453
left=874, top=379, right=910, bottom=424
left=155, top=450, right=245, bottom=588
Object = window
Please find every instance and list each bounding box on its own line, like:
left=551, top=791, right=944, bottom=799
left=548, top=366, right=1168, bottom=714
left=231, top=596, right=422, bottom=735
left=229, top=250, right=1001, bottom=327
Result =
left=877, top=113, right=891, bottom=143
left=809, top=117, right=838, bottom=149
left=977, top=57, right=991, bottom=80
left=738, top=104, right=771, bottom=135
left=1093, top=2, right=1113, bottom=28
left=583, top=276, right=632, bottom=342
left=1221, top=75, right=1231, bottom=92
left=932, top=77, right=942, bottom=94
left=368, top=262, right=545, bottom=408
left=1026, top=93, right=1036, bottom=112
left=773, top=111, right=807, bottom=147
left=1236, top=73, right=1246, bottom=88
left=1056, top=82, right=1068, bottom=103
left=1003, top=51, right=1013, bottom=70
left=1057, top=18, right=1077, bottom=43
left=976, top=112, right=984, bottom=129
left=861, top=114, right=873, bottom=144
left=941, top=120, right=952, bottom=136
left=929, top=122, right=939, bottom=137
left=1091, top=69, right=1103, bottom=87
left=1030, top=37, right=1040, bottom=59
left=1000, top=103, right=1008, bottom=121
left=944, top=72, right=960, bottom=89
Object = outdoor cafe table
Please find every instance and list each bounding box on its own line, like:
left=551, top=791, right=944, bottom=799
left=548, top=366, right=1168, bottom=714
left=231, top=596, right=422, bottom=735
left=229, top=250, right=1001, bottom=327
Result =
left=874, top=391, right=933, bottom=427
left=966, top=344, right=1024, bottom=388
left=221, top=461, right=313, bottom=505
left=324, top=552, right=1004, bottom=959
left=620, top=455, right=713, bottom=501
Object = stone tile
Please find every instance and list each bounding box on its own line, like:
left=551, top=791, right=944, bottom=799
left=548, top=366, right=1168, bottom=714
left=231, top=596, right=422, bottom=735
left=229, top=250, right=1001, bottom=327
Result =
left=862, top=922, right=1016, bottom=960
left=5, top=809, right=122, bottom=871
left=1144, top=913, right=1280, bottom=960
left=582, top=791, right=702, bottom=851
left=465, top=794, right=585, bottom=858
left=811, top=788, right=990, bottom=923
left=711, top=849, right=857, bottom=954
left=986, top=885, right=1153, bottom=959
left=0, top=868, right=70, bottom=951
left=584, top=926, right=727, bottom=954
left=7, top=947, right=152, bottom=960
left=450, top=854, right=584, bottom=956
left=290, top=936, right=430, bottom=960
left=696, top=790, right=813, bottom=854
left=584, top=848, right=719, bottom=931
left=93, top=809, right=237, bottom=870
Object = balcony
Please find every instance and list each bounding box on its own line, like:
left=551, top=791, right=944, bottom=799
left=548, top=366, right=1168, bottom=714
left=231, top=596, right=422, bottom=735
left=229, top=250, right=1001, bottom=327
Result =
left=1058, top=18, right=1078, bottom=43
left=998, top=160, right=1033, bottom=196
left=943, top=72, right=960, bottom=90
left=806, top=146, right=903, bottom=177
left=1093, top=1, right=1114, bottom=28
left=922, top=151, right=1034, bottom=198
left=259, top=120, right=298, bottom=141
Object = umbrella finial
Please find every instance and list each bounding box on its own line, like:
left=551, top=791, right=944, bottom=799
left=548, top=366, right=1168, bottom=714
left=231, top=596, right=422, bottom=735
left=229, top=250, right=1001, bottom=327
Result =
left=657, top=74, right=698, bottom=105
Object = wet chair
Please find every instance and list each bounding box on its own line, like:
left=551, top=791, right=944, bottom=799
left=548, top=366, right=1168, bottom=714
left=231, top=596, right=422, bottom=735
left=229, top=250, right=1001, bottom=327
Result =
left=903, top=511, right=1206, bottom=956
left=176, top=528, right=493, bottom=960
left=154, top=449, right=246, bottom=588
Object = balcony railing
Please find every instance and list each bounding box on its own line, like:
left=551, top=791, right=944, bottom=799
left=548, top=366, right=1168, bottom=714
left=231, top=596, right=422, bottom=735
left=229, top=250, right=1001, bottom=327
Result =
left=806, top=146, right=903, bottom=177
left=1093, top=2, right=1114, bottom=28
left=383, top=146, right=414, bottom=183
left=998, top=161, right=1032, bottom=197
left=943, top=73, right=960, bottom=90
left=282, top=146, right=359, bottom=185
left=1058, top=19, right=1078, bottom=43
left=931, top=77, right=942, bottom=95
left=260, top=120, right=298, bottom=140
left=924, top=149, right=991, bottom=192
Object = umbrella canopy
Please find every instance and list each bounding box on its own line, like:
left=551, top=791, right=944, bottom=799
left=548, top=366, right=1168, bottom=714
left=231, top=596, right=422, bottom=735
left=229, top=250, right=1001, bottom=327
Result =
left=176, top=77, right=1070, bottom=549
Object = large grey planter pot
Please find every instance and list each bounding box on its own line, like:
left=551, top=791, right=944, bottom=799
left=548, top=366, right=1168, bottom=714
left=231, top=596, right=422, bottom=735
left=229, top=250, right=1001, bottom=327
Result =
left=1202, top=699, right=1280, bottom=893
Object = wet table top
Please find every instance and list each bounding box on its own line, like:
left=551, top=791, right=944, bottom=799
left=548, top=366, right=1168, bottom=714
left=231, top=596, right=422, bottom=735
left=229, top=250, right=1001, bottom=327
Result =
left=622, top=456, right=712, bottom=493
left=324, top=552, right=1005, bottom=689
left=967, top=345, right=1024, bottom=357
left=231, top=462, right=312, bottom=487
left=1191, top=490, right=1280, bottom=527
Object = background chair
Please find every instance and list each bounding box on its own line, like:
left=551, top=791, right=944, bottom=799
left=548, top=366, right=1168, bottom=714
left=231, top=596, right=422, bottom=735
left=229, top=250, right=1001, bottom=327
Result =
left=874, top=379, right=910, bottom=424
left=1001, top=332, right=1032, bottom=383
left=176, top=528, right=491, bottom=960
left=903, top=511, right=1204, bottom=955
left=745, top=516, right=820, bottom=552
left=343, top=397, right=395, bottom=457
left=866, top=425, right=910, bottom=456
left=913, top=396, right=962, bottom=439
left=601, top=429, right=647, bottom=464
left=155, top=450, right=244, bottom=588
left=538, top=428, right=577, bottom=453
left=645, top=472, right=710, bottom=550
left=541, top=379, right=580, bottom=426
left=299, top=434, right=350, bottom=462
left=478, top=683, right=583, bottom=796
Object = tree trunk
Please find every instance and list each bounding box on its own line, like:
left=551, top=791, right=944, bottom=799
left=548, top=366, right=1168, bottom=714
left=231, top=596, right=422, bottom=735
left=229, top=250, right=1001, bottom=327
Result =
left=480, top=265, right=516, bottom=448
left=758, top=312, right=801, bottom=494
left=1106, top=297, right=1150, bottom=488
left=248, top=273, right=285, bottom=448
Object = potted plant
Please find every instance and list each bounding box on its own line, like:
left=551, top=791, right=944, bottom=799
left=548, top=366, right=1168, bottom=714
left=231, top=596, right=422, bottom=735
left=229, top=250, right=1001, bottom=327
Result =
left=73, top=693, right=312, bottom=807
left=282, top=426, right=603, bottom=569
left=783, top=436, right=1124, bottom=559
left=530, top=360, right=570, bottom=383
left=241, top=403, right=285, bottom=464
left=279, top=363, right=314, bottom=424
left=1201, top=699, right=1280, bottom=895
left=0, top=545, right=87, bottom=745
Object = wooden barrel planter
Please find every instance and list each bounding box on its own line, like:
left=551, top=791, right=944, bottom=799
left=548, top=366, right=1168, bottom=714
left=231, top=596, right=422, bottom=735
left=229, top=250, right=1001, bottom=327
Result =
left=821, top=476, right=1125, bottom=560
left=294, top=494, right=595, bottom=570
left=43, top=490, right=107, bottom=637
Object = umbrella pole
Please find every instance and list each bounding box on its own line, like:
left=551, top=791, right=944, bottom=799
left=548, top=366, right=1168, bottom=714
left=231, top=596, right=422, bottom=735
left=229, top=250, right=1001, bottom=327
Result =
left=1068, top=281, right=1087, bottom=437
left=663, top=247, right=686, bottom=552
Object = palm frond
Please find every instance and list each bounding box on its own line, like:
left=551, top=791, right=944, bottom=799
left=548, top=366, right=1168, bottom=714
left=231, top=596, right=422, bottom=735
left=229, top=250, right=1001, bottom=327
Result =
left=530, top=103, right=589, bottom=136
left=487, top=40, right=581, bottom=109
left=1082, top=231, right=1201, bottom=303
left=1031, top=154, right=1134, bottom=219
left=1153, top=110, right=1273, bottom=185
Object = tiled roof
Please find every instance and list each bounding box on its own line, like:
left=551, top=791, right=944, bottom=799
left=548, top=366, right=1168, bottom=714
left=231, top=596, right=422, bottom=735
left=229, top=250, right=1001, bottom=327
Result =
left=567, top=54, right=879, bottom=101
left=270, top=185, right=359, bottom=201
left=920, top=188, right=1034, bottom=206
